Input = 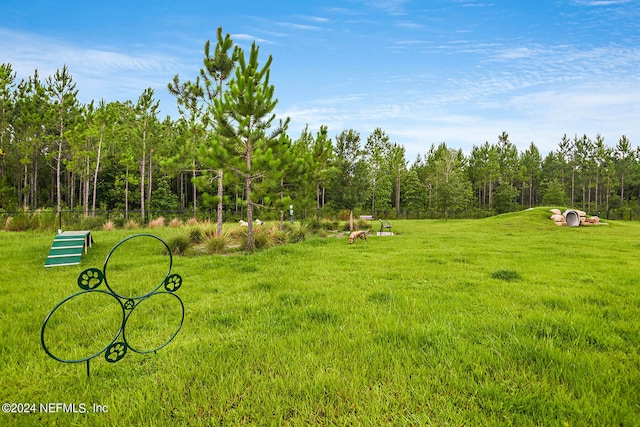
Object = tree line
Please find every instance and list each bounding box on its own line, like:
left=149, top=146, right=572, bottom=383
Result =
left=1, top=29, right=638, bottom=247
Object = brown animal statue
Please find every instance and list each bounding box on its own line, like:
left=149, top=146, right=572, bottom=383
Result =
left=349, top=230, right=368, bottom=244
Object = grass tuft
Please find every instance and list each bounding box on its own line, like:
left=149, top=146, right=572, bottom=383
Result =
left=491, top=268, right=522, bottom=281
left=164, top=232, right=191, bottom=255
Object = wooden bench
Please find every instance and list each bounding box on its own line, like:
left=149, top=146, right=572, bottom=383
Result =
left=359, top=215, right=374, bottom=221
left=379, top=219, right=392, bottom=233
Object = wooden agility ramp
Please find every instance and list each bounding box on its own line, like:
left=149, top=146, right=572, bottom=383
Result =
left=44, top=231, right=93, bottom=267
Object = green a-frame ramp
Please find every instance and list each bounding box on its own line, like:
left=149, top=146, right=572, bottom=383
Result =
left=44, top=231, right=93, bottom=267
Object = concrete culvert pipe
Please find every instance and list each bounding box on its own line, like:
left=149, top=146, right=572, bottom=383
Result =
left=564, top=210, right=580, bottom=227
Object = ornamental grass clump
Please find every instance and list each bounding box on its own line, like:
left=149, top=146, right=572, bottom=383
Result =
left=165, top=233, right=191, bottom=256
left=205, top=234, right=228, bottom=254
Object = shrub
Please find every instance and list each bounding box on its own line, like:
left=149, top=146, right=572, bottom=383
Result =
left=149, top=217, right=165, bottom=229
left=188, top=227, right=204, bottom=244
left=165, top=233, right=191, bottom=256
left=6, top=213, right=31, bottom=231
left=80, top=216, right=105, bottom=231
left=124, top=220, right=139, bottom=230
left=186, top=217, right=200, bottom=227
left=168, top=218, right=183, bottom=228
left=305, top=218, right=338, bottom=232
left=103, top=220, right=116, bottom=231
left=316, top=228, right=328, bottom=238
left=205, top=234, right=228, bottom=254
left=253, top=229, right=274, bottom=250
left=357, top=219, right=372, bottom=230
left=270, top=227, right=288, bottom=245
left=35, top=209, right=58, bottom=231
left=286, top=223, right=309, bottom=243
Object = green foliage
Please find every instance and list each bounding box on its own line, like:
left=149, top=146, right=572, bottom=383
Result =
left=209, top=39, right=291, bottom=251
left=0, top=176, right=16, bottom=209
left=150, top=177, right=179, bottom=212
left=493, top=182, right=519, bottom=214
left=5, top=211, right=32, bottom=231
left=329, top=129, right=371, bottom=229
left=284, top=222, right=309, bottom=243
left=164, top=232, right=191, bottom=255
left=541, top=178, right=568, bottom=206
left=205, top=234, right=228, bottom=254
left=432, top=146, right=473, bottom=219
left=3, top=58, right=640, bottom=222
left=188, top=226, right=204, bottom=244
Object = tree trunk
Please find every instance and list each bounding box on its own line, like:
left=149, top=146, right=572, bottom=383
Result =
left=215, top=170, right=223, bottom=235
left=22, top=164, right=28, bottom=209
left=395, top=172, right=401, bottom=215
left=571, top=168, right=575, bottom=208
left=245, top=139, right=254, bottom=252
left=148, top=147, right=153, bottom=218
left=140, top=122, right=147, bottom=225
left=488, top=180, right=493, bottom=208
left=32, top=155, right=39, bottom=209
left=370, top=179, right=376, bottom=216
left=191, top=164, right=197, bottom=218
left=84, top=159, right=90, bottom=218
left=56, top=140, right=62, bottom=213
left=125, top=165, right=129, bottom=220
left=92, top=127, right=103, bottom=217
left=68, top=170, right=74, bottom=211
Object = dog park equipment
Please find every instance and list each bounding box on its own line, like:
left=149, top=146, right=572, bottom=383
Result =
left=564, top=210, right=581, bottom=227
left=377, top=219, right=393, bottom=236
left=550, top=208, right=605, bottom=226
left=44, top=230, right=93, bottom=267
left=41, top=234, right=184, bottom=377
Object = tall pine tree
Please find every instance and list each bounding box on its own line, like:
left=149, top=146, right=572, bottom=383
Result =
left=211, top=41, right=290, bottom=251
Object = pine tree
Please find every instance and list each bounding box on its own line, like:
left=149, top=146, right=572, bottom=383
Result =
left=135, top=88, right=160, bottom=224
left=200, top=27, right=236, bottom=236
left=311, top=125, right=334, bottom=213
left=0, top=63, right=16, bottom=178
left=211, top=41, right=290, bottom=251
left=330, top=129, right=370, bottom=230
left=170, top=27, right=236, bottom=236
left=46, top=65, right=79, bottom=213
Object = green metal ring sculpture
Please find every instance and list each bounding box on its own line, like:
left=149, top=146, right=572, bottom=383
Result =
left=41, top=234, right=184, bottom=377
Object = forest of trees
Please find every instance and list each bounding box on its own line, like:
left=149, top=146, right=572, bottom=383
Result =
left=2, top=29, right=639, bottom=234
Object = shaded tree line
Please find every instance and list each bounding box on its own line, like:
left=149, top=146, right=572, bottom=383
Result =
left=1, top=32, right=639, bottom=247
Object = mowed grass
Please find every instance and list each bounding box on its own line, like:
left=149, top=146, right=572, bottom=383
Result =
left=0, top=208, right=639, bottom=426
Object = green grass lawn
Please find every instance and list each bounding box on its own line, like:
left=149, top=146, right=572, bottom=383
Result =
left=1, top=208, right=639, bottom=426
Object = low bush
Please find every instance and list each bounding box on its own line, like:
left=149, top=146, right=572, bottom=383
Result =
left=165, top=232, right=191, bottom=256
left=205, top=234, right=228, bottom=254
left=188, top=227, right=205, bottom=244
left=169, top=218, right=183, bottom=228
left=148, top=217, right=165, bottom=228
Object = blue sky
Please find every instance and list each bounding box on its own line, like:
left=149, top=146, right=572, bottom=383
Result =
left=1, top=0, right=638, bottom=161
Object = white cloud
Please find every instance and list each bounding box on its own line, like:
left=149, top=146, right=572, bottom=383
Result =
left=231, top=33, right=269, bottom=43
left=0, top=28, right=185, bottom=115
left=573, top=0, right=631, bottom=5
